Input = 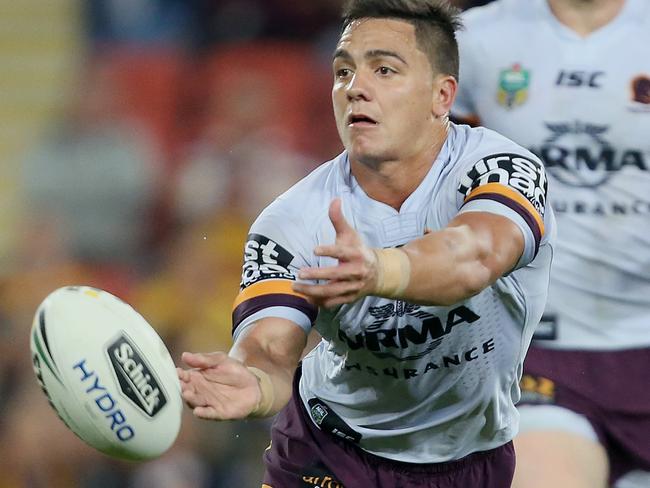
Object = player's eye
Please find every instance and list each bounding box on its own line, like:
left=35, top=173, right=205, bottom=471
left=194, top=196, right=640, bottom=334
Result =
left=377, top=66, right=395, bottom=76
left=336, top=68, right=352, bottom=78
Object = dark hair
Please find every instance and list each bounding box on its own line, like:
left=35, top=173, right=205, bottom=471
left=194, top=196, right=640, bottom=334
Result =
left=341, top=0, right=462, bottom=79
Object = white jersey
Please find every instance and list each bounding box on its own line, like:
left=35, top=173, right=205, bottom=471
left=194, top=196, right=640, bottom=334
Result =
left=232, top=124, right=554, bottom=463
left=455, top=0, right=650, bottom=350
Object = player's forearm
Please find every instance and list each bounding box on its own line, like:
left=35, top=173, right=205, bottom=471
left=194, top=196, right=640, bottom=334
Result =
left=382, top=224, right=495, bottom=306
left=240, top=358, right=293, bottom=417
left=229, top=319, right=306, bottom=416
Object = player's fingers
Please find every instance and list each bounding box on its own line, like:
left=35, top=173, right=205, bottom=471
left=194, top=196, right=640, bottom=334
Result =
left=180, top=385, right=206, bottom=408
left=202, top=361, right=254, bottom=388
left=193, top=405, right=241, bottom=421
left=193, top=393, right=255, bottom=420
left=322, top=293, right=359, bottom=308
left=293, top=280, right=362, bottom=299
left=179, top=370, right=202, bottom=390
left=328, top=199, right=356, bottom=241
left=192, top=405, right=222, bottom=420
left=298, top=263, right=361, bottom=281
left=176, top=367, right=190, bottom=383
left=181, top=351, right=228, bottom=369
left=313, top=244, right=358, bottom=261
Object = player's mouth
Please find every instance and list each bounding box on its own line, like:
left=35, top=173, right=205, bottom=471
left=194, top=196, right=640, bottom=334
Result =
left=347, top=113, right=378, bottom=127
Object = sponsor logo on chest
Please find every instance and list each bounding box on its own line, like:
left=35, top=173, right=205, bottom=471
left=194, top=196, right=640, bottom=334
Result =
left=530, top=121, right=648, bottom=188
left=338, top=304, right=480, bottom=361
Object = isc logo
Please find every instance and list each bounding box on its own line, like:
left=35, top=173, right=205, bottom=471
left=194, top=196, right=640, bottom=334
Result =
left=556, top=70, right=604, bottom=88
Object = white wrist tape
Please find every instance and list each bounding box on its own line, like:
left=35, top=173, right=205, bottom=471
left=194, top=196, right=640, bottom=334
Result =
left=247, top=367, right=275, bottom=418
left=373, top=248, right=411, bottom=298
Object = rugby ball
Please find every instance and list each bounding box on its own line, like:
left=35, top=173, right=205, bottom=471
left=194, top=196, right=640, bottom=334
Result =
left=29, top=286, right=182, bottom=461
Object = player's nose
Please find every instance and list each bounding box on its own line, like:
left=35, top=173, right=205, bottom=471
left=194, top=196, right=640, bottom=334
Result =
left=346, top=72, right=372, bottom=102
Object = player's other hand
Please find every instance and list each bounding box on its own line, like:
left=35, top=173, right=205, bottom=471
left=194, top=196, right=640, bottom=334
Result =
left=293, top=198, right=378, bottom=308
left=177, top=352, right=261, bottom=420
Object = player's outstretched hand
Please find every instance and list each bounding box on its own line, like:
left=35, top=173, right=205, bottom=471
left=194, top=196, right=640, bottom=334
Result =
left=177, top=351, right=261, bottom=420
left=293, top=198, right=378, bottom=308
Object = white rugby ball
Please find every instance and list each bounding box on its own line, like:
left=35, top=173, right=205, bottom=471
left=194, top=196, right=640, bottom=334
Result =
left=29, top=286, right=182, bottom=461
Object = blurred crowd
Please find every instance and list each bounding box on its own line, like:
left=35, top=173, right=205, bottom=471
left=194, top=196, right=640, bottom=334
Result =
left=0, top=1, right=491, bottom=487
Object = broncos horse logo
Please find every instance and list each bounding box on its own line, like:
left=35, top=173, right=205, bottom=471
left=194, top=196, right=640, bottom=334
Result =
left=367, top=302, right=434, bottom=329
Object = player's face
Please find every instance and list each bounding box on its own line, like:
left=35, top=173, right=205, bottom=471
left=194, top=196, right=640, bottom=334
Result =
left=332, top=18, right=438, bottom=166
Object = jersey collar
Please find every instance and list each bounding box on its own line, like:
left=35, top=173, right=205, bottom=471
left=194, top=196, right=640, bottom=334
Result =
left=538, top=0, right=643, bottom=43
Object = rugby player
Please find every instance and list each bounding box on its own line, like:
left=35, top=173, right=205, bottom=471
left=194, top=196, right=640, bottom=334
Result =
left=178, top=1, right=555, bottom=486
left=453, top=1, right=650, bottom=487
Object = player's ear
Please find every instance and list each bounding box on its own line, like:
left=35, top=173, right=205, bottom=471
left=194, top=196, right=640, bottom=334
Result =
left=432, top=74, right=457, bottom=118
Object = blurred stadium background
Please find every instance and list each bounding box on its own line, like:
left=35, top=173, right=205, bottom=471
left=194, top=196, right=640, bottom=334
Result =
left=0, top=1, right=491, bottom=486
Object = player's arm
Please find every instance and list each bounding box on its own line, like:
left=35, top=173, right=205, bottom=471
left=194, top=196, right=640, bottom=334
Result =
left=178, top=220, right=316, bottom=420
left=293, top=199, right=524, bottom=307
left=230, top=317, right=307, bottom=413
left=397, top=211, right=522, bottom=305
left=178, top=318, right=307, bottom=420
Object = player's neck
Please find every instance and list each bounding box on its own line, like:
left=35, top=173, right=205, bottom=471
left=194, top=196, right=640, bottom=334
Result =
left=547, top=0, right=626, bottom=37
left=350, top=126, right=447, bottom=212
